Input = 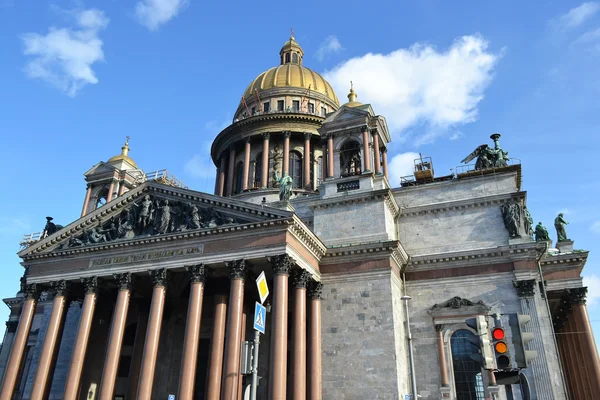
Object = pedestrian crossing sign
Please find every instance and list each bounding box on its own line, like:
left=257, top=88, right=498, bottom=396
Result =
left=254, top=302, right=266, bottom=334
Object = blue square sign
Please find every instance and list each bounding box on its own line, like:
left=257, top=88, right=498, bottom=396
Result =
left=254, top=302, right=266, bottom=334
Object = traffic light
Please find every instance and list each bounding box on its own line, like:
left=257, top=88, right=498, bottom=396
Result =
left=491, top=325, right=510, bottom=370
left=509, top=314, right=537, bottom=368
left=465, top=315, right=495, bottom=370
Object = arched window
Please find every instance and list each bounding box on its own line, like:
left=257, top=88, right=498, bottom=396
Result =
left=451, top=330, right=486, bottom=400
left=234, top=161, right=244, bottom=194
left=285, top=53, right=291, bottom=63
left=255, top=152, right=262, bottom=188
left=95, top=188, right=108, bottom=209
left=289, top=151, right=303, bottom=189
left=339, top=141, right=361, bottom=177
left=292, top=53, right=298, bottom=64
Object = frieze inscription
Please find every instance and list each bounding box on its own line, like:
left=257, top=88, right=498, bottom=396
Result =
left=90, top=246, right=203, bottom=267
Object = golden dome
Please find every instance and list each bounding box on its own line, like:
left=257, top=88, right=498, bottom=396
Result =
left=242, top=64, right=340, bottom=105
left=107, top=137, right=138, bottom=168
left=240, top=33, right=340, bottom=106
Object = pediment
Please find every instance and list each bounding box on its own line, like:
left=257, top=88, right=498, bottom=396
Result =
left=429, top=296, right=491, bottom=317
left=323, top=104, right=374, bottom=124
left=83, top=161, right=118, bottom=177
left=19, top=182, right=294, bottom=258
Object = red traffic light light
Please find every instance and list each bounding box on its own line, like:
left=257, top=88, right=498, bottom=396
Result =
left=492, top=328, right=505, bottom=340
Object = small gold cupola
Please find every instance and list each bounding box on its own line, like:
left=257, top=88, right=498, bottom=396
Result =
left=280, top=29, right=304, bottom=65
left=107, top=136, right=138, bottom=168
left=345, top=81, right=363, bottom=107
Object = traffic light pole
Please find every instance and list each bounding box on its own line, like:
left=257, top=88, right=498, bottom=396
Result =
left=250, top=330, right=260, bottom=400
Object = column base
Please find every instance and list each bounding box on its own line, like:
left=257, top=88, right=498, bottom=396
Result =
left=556, top=240, right=574, bottom=253
left=488, top=385, right=500, bottom=399
left=440, top=385, right=452, bottom=399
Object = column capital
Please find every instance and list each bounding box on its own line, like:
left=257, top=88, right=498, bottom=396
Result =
left=514, top=279, right=536, bottom=298
left=291, top=269, right=310, bottom=289
left=226, top=259, right=246, bottom=280
left=51, top=280, right=68, bottom=297
left=150, top=268, right=168, bottom=288
left=435, top=324, right=444, bottom=332
left=262, top=132, right=271, bottom=140
left=81, top=276, right=98, bottom=295
left=382, top=147, right=388, bottom=153
left=86, top=183, right=92, bottom=189
left=566, top=287, right=587, bottom=305
left=268, top=254, right=293, bottom=275
left=307, top=281, right=323, bottom=300
left=304, top=132, right=312, bottom=141
left=229, top=144, right=236, bottom=152
left=24, top=283, right=38, bottom=300
left=187, top=264, right=206, bottom=283
left=114, top=272, right=132, bottom=291
left=283, top=130, right=292, bottom=138
left=6, top=320, right=18, bottom=332
left=244, top=136, right=251, bottom=144
left=361, top=125, right=368, bottom=133
left=326, top=133, right=334, bottom=140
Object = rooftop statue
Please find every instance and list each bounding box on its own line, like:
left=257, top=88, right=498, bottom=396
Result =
left=535, top=222, right=550, bottom=242
left=42, top=216, right=63, bottom=238
left=461, top=133, right=509, bottom=170
left=279, top=172, right=293, bottom=201
left=554, top=213, right=569, bottom=242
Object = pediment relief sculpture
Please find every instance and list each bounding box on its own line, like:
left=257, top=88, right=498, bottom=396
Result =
left=429, top=296, right=491, bottom=316
left=59, top=194, right=248, bottom=250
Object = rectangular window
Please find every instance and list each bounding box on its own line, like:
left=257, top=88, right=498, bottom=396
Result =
left=263, top=102, right=270, bottom=113
left=292, top=100, right=300, bottom=112
left=277, top=100, right=285, bottom=111
left=321, top=106, right=327, bottom=116
left=308, top=103, right=315, bottom=114
left=251, top=107, right=256, bottom=115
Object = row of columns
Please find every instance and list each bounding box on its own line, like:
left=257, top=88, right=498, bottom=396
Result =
left=0, top=258, right=323, bottom=400
left=81, top=176, right=129, bottom=218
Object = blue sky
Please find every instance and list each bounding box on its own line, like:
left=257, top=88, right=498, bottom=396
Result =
left=0, top=0, right=599, bottom=351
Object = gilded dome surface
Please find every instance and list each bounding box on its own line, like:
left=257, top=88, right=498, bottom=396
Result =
left=242, top=64, right=340, bottom=105
left=107, top=139, right=137, bottom=168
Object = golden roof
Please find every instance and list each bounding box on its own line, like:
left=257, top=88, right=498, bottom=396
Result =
left=345, top=81, right=363, bottom=108
left=241, top=33, right=340, bottom=106
left=107, top=137, right=137, bottom=168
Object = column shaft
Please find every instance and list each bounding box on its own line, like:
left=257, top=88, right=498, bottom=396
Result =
left=137, top=283, right=167, bottom=399
left=0, top=293, right=36, bottom=400
left=226, top=147, right=236, bottom=196
left=99, top=284, right=131, bottom=400
left=206, top=294, right=228, bottom=400
left=283, top=132, right=291, bottom=175
left=218, top=157, right=227, bottom=196
left=327, top=135, right=334, bottom=178
left=362, top=128, right=371, bottom=172
left=261, top=134, right=270, bottom=188
left=118, top=180, right=126, bottom=196
left=291, top=273, right=307, bottom=400
left=308, top=283, right=322, bottom=400
left=564, top=318, right=584, bottom=400
left=178, top=275, right=205, bottom=400
left=107, top=180, right=115, bottom=203
left=30, top=290, right=66, bottom=400
left=372, top=131, right=381, bottom=174
left=303, top=134, right=311, bottom=189
left=243, top=139, right=251, bottom=192
left=237, top=311, right=247, bottom=400
left=64, top=286, right=97, bottom=400
left=573, top=304, right=600, bottom=393
left=269, top=267, right=289, bottom=400
left=436, top=326, right=449, bottom=386
left=321, top=141, right=327, bottom=183
left=81, top=186, right=92, bottom=217
left=382, top=150, right=389, bottom=180
left=222, top=261, right=245, bottom=400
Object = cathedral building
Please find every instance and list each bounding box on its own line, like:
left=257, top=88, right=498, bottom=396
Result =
left=0, top=34, right=598, bottom=400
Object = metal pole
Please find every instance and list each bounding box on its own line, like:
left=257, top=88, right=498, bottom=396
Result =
left=404, top=299, right=418, bottom=399
left=250, top=330, right=260, bottom=400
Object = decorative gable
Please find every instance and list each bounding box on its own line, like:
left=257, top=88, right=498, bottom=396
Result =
left=19, top=182, right=294, bottom=258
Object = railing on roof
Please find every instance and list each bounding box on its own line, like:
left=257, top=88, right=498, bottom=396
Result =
left=455, top=158, right=521, bottom=176
left=19, top=232, right=45, bottom=249
left=235, top=108, right=327, bottom=122
left=136, top=169, right=188, bottom=189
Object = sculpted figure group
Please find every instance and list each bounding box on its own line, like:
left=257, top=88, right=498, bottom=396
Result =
left=63, top=194, right=242, bottom=248
left=461, top=133, right=510, bottom=170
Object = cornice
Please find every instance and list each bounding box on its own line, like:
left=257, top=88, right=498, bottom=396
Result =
left=540, top=251, right=588, bottom=272
left=309, top=188, right=398, bottom=215
left=399, top=192, right=526, bottom=217
left=321, top=240, right=407, bottom=267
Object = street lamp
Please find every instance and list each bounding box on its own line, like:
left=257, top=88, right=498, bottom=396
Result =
left=402, top=295, right=418, bottom=400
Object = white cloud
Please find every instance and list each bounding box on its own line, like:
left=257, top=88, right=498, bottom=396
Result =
left=555, top=2, right=600, bottom=30
left=135, top=0, right=188, bottom=31
left=583, top=275, right=600, bottom=307
left=21, top=8, right=108, bottom=96
left=0, top=217, right=31, bottom=236
left=388, top=152, right=420, bottom=186
left=591, top=220, right=600, bottom=234
left=449, top=131, right=465, bottom=141
left=323, top=35, right=500, bottom=145
left=316, top=35, right=343, bottom=61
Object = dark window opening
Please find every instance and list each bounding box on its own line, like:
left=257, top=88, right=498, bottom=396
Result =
left=292, top=100, right=300, bottom=112
left=263, top=102, right=270, bottom=113
left=234, top=161, right=244, bottom=194
left=321, top=106, right=327, bottom=116
left=289, top=151, right=303, bottom=189
left=251, top=107, right=256, bottom=115
left=117, top=355, right=132, bottom=378
left=451, top=329, right=485, bottom=400
left=308, top=103, right=315, bottom=114
left=285, top=53, right=290, bottom=63
left=292, top=53, right=298, bottom=63
left=277, top=100, right=285, bottom=111
left=339, top=141, right=362, bottom=177
left=123, top=323, right=137, bottom=346
left=255, top=153, right=262, bottom=188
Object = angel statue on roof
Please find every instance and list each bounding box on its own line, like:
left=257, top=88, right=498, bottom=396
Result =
left=461, top=133, right=509, bottom=170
